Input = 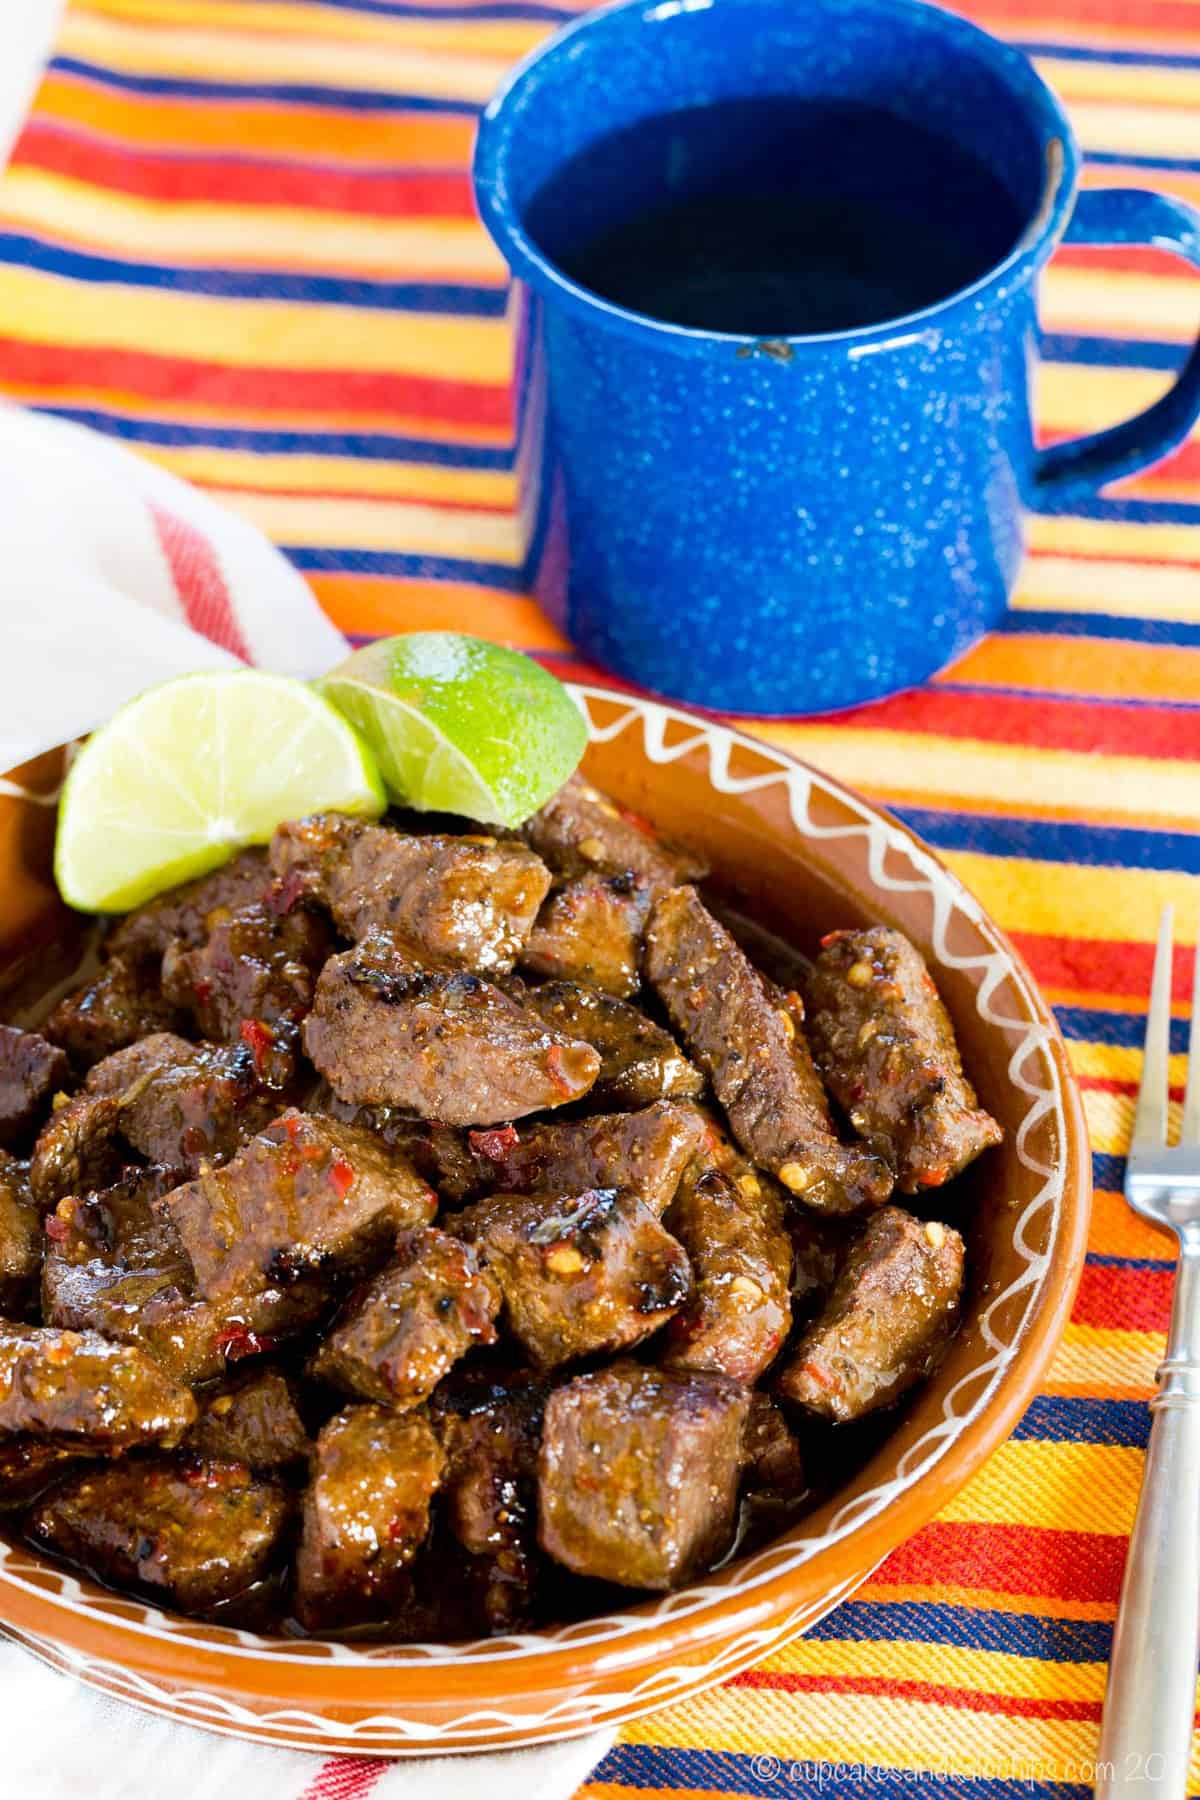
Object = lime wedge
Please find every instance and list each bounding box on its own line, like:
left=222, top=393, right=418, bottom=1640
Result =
left=317, top=633, right=588, bottom=828
left=56, top=669, right=385, bottom=913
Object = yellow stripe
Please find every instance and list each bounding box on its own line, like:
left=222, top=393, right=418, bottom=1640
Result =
left=210, top=487, right=521, bottom=561
left=141, top=444, right=518, bottom=507
left=1046, top=1324, right=1161, bottom=1394
left=1066, top=1038, right=1192, bottom=1090
left=1061, top=101, right=1200, bottom=160
left=1036, top=54, right=1200, bottom=109
left=1041, top=266, right=1200, bottom=342
left=755, top=728, right=1200, bottom=832
left=57, top=11, right=509, bottom=101
left=1027, top=514, right=1200, bottom=562
left=1015, top=554, right=1200, bottom=624
left=76, top=0, right=547, bottom=57
left=0, top=169, right=506, bottom=283
left=936, top=1440, right=1138, bottom=1535
left=754, top=1634, right=1106, bottom=1701
left=0, top=263, right=512, bottom=384
left=934, top=849, right=1200, bottom=946
left=1036, top=361, right=1182, bottom=438
left=630, top=1685, right=1100, bottom=1773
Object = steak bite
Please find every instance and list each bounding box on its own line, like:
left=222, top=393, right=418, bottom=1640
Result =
left=740, top=1392, right=806, bottom=1499
left=777, top=1205, right=965, bottom=1422
left=0, top=1154, right=40, bottom=1319
left=454, top=1099, right=706, bottom=1216
left=188, top=1368, right=310, bottom=1471
left=162, top=901, right=330, bottom=1085
left=295, top=1404, right=444, bottom=1630
left=84, top=1034, right=283, bottom=1176
left=645, top=887, right=893, bottom=1214
left=806, top=927, right=1003, bottom=1192
left=42, top=1165, right=329, bottom=1385
left=29, top=1455, right=291, bottom=1613
left=29, top=1092, right=125, bottom=1210
left=311, top=1226, right=499, bottom=1408
left=519, top=874, right=654, bottom=997
left=0, top=1438, right=85, bottom=1509
left=0, top=1322, right=195, bottom=1450
left=662, top=1152, right=792, bottom=1385
left=308, top=1089, right=480, bottom=1206
left=511, top=981, right=703, bottom=1111
left=454, top=1186, right=691, bottom=1370
left=303, top=937, right=599, bottom=1125
left=433, top=1370, right=547, bottom=1634
left=270, top=814, right=551, bottom=973
left=159, top=1109, right=437, bottom=1308
left=45, top=953, right=186, bottom=1070
left=107, top=847, right=271, bottom=962
left=523, top=772, right=707, bottom=893
left=0, top=1024, right=71, bottom=1150
left=538, top=1361, right=750, bottom=1590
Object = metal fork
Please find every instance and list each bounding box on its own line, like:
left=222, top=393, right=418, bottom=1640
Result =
left=1097, top=906, right=1200, bottom=1797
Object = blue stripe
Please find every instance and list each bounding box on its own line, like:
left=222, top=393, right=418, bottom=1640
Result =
left=1013, top=1395, right=1150, bottom=1447
left=1085, top=148, right=1200, bottom=173
left=284, top=546, right=522, bottom=587
left=310, top=0, right=572, bottom=16
left=593, top=1743, right=1089, bottom=1799
left=1017, top=39, right=1200, bottom=69
left=1040, top=334, right=1189, bottom=373
left=33, top=405, right=513, bottom=470
left=1088, top=1253, right=1172, bottom=1271
left=1055, top=1006, right=1175, bottom=1048
left=0, top=234, right=506, bottom=315
left=1094, top=1152, right=1124, bottom=1194
left=807, top=1599, right=1111, bottom=1661
left=49, top=56, right=481, bottom=113
left=996, top=611, right=1200, bottom=648
left=890, top=807, right=1200, bottom=875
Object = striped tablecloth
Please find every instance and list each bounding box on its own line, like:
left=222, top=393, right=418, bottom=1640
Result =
left=1, top=1, right=1199, bottom=1794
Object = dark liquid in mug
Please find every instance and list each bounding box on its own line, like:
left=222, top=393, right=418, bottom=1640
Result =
left=525, top=99, right=1026, bottom=336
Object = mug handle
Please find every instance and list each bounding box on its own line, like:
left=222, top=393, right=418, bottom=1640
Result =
left=1031, top=187, right=1200, bottom=512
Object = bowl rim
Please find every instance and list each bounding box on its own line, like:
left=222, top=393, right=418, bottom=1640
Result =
left=0, top=685, right=1091, bottom=1745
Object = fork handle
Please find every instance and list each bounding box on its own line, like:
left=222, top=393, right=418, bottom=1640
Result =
left=1097, top=1236, right=1200, bottom=1797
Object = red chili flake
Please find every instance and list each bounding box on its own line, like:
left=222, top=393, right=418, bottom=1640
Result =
left=239, top=1017, right=275, bottom=1074
left=43, top=1213, right=71, bottom=1243
left=544, top=1044, right=574, bottom=1096
left=267, top=871, right=307, bottom=916
left=215, top=1324, right=274, bottom=1363
left=616, top=802, right=656, bottom=837
left=387, top=1517, right=412, bottom=1544
left=469, top=1124, right=519, bottom=1160
left=329, top=1156, right=354, bottom=1197
left=799, top=1358, right=835, bottom=1390
left=282, top=1114, right=304, bottom=1142
left=917, top=1165, right=950, bottom=1188
left=193, top=978, right=213, bottom=1006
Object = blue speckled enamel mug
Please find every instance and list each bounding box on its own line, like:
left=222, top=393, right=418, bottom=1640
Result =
left=474, top=0, right=1200, bottom=715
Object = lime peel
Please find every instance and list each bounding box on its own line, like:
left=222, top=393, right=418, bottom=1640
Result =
left=317, top=633, right=588, bottom=829
left=55, top=669, right=385, bottom=914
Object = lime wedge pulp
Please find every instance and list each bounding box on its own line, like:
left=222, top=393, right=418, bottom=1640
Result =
left=55, top=669, right=386, bottom=913
left=317, top=633, right=588, bottom=828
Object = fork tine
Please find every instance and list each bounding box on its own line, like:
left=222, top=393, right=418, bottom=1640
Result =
left=1132, top=905, right=1175, bottom=1149
left=1179, top=921, right=1200, bottom=1146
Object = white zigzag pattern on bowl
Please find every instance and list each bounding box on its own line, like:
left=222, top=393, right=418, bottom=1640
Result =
left=0, top=690, right=1067, bottom=1739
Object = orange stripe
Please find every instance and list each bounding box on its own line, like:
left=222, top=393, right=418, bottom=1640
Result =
left=36, top=69, right=478, bottom=165
left=305, top=573, right=567, bottom=647
left=944, top=635, right=1200, bottom=706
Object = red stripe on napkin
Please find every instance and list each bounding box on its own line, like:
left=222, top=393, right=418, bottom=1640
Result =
left=296, top=1755, right=386, bottom=1800
left=150, top=502, right=251, bottom=661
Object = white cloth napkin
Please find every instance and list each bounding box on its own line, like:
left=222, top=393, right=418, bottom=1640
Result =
left=0, top=405, right=615, bottom=1798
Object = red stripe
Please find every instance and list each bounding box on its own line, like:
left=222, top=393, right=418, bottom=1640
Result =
left=876, top=1520, right=1126, bottom=1603
left=150, top=503, right=252, bottom=661
left=1072, top=1262, right=1173, bottom=1333
left=1054, top=246, right=1200, bottom=277
left=828, top=687, right=1200, bottom=760
left=1009, top=931, right=1193, bottom=1007
left=295, top=1757, right=386, bottom=1800
left=0, top=339, right=511, bottom=428
left=971, top=0, right=1200, bottom=35
left=728, top=1671, right=1101, bottom=1722
left=10, top=119, right=475, bottom=218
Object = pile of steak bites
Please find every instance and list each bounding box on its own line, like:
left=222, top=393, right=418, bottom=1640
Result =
left=0, top=772, right=1001, bottom=1638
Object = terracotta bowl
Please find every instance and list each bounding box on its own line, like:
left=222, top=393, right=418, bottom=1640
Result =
left=0, top=686, right=1090, bottom=1756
